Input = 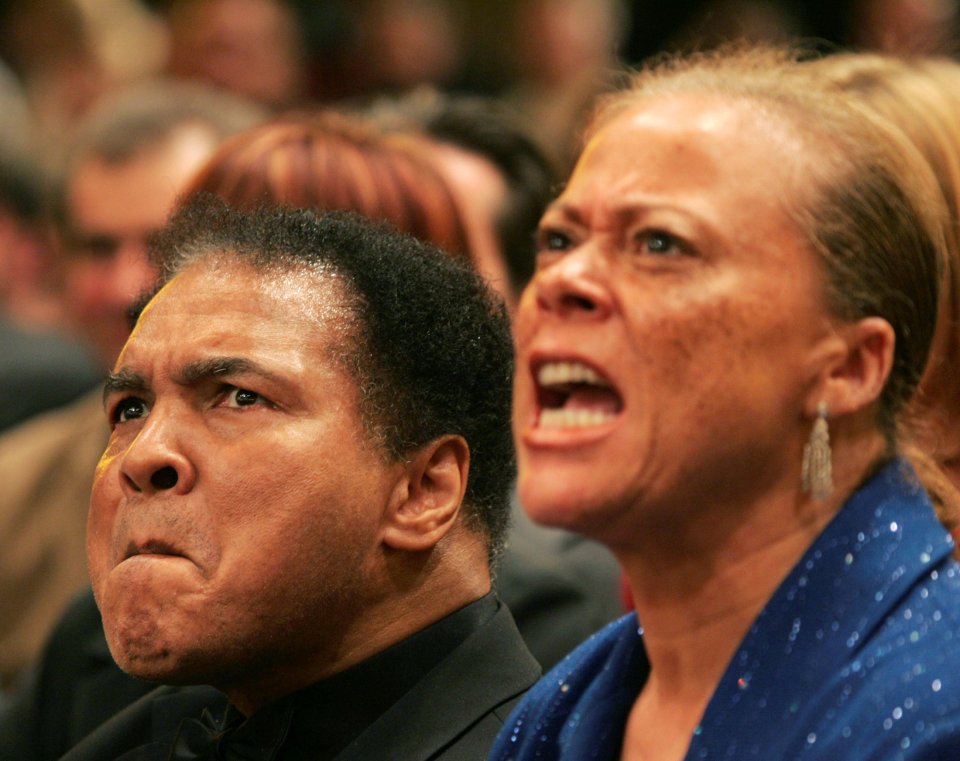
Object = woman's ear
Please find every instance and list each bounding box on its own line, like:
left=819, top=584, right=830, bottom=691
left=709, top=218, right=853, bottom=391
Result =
left=806, top=316, right=896, bottom=418
left=381, top=435, right=470, bottom=552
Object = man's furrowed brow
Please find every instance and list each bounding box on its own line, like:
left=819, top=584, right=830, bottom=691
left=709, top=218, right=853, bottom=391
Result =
left=174, top=357, right=276, bottom=386
left=103, top=369, right=149, bottom=405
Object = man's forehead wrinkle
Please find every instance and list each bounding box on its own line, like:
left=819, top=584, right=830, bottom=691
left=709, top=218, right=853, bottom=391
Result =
left=174, top=357, right=265, bottom=386
left=102, top=368, right=149, bottom=405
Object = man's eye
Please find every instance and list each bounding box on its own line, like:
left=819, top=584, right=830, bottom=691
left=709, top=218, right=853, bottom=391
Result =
left=115, top=398, right=149, bottom=424
left=638, top=230, right=682, bottom=256
left=224, top=387, right=262, bottom=408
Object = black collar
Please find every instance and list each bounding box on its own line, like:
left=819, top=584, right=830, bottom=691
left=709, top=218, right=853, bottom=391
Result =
left=171, top=594, right=499, bottom=760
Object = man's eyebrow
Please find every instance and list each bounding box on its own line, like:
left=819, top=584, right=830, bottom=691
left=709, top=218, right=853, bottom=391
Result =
left=174, top=357, right=283, bottom=386
left=102, top=369, right=149, bottom=405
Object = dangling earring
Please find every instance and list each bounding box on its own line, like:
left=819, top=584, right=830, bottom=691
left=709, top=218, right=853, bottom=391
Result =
left=801, top=401, right=833, bottom=500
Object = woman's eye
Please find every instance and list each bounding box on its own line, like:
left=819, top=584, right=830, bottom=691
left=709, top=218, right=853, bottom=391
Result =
left=540, top=228, right=572, bottom=252
left=115, top=398, right=149, bottom=424
left=639, top=230, right=681, bottom=256
left=224, top=387, right=263, bottom=408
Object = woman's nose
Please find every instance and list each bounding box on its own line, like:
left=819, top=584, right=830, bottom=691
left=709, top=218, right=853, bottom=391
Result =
left=532, top=246, right=612, bottom=320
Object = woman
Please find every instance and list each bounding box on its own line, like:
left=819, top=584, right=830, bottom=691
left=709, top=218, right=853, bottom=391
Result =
left=489, top=47, right=960, bottom=760
left=811, top=53, right=960, bottom=495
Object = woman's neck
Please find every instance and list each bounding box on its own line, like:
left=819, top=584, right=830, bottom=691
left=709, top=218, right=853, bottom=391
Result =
left=616, top=434, right=889, bottom=761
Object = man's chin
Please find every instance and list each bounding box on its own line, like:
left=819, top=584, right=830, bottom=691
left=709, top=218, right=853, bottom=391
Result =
left=110, top=638, right=211, bottom=686
left=102, top=595, right=185, bottom=682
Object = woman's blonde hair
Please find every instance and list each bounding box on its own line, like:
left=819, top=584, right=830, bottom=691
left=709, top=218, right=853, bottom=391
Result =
left=585, top=45, right=948, bottom=448
left=809, top=53, right=960, bottom=460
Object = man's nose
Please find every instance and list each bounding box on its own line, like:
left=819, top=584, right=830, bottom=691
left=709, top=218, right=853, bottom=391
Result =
left=119, top=410, right=196, bottom=496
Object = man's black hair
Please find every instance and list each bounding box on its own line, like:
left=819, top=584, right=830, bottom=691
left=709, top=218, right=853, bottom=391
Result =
left=147, top=193, right=515, bottom=561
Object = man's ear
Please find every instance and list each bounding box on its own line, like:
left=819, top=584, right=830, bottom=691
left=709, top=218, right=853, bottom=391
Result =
left=806, top=317, right=896, bottom=418
left=381, top=435, right=470, bottom=552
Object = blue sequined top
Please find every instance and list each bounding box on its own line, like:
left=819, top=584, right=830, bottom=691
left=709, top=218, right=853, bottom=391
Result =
left=488, top=459, right=960, bottom=760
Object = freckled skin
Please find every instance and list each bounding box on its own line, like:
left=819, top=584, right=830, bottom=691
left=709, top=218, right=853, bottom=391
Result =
left=88, top=262, right=403, bottom=701
left=513, top=95, right=841, bottom=549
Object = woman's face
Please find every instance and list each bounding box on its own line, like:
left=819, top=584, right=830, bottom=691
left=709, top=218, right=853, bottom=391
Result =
left=512, top=94, right=843, bottom=546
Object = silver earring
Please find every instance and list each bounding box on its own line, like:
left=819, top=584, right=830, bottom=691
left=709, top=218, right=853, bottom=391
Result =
left=801, top=402, right=833, bottom=500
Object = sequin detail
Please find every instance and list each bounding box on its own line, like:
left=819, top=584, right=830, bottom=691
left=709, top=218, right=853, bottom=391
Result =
left=486, top=459, right=960, bottom=761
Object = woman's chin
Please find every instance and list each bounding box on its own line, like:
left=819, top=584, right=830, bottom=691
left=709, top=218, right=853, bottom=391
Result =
left=518, top=478, right=608, bottom=532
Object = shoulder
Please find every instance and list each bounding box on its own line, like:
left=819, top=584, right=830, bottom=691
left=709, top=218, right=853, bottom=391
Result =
left=848, top=562, right=960, bottom=752
left=0, top=589, right=155, bottom=761
left=496, top=497, right=623, bottom=669
left=59, top=685, right=227, bottom=761
left=777, top=559, right=960, bottom=759
left=0, top=390, right=105, bottom=466
left=487, top=614, right=643, bottom=761
left=333, top=601, right=541, bottom=761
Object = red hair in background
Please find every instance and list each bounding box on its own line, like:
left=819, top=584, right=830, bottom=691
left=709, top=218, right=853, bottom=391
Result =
left=183, top=111, right=472, bottom=264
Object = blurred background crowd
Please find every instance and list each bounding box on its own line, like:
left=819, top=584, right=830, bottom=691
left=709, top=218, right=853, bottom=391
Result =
left=2, top=0, right=960, bottom=343
left=2, top=0, right=960, bottom=340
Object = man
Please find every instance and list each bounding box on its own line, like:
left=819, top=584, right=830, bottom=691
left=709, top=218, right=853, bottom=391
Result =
left=0, top=80, right=263, bottom=688
left=59, top=195, right=537, bottom=759
left=369, top=92, right=625, bottom=666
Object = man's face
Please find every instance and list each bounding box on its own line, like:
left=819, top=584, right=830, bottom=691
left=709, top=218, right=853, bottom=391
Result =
left=62, top=125, right=218, bottom=367
left=89, top=260, right=403, bottom=701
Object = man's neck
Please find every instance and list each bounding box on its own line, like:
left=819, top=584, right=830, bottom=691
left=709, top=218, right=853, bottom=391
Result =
left=225, top=534, right=492, bottom=716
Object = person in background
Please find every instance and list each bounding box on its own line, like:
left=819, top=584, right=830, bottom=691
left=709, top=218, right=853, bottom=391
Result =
left=0, top=61, right=101, bottom=431
left=184, top=110, right=472, bottom=257
left=162, top=0, right=306, bottom=110
left=64, top=196, right=537, bottom=760
left=0, top=80, right=263, bottom=690
left=462, top=0, right=628, bottom=174
left=489, top=45, right=960, bottom=760
left=362, top=90, right=557, bottom=303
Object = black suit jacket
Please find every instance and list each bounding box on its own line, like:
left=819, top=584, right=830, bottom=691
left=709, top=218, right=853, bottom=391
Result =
left=44, top=597, right=538, bottom=761
left=0, top=590, right=154, bottom=760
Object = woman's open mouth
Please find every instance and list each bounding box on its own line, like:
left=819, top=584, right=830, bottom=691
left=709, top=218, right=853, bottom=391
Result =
left=534, top=360, right=623, bottom=429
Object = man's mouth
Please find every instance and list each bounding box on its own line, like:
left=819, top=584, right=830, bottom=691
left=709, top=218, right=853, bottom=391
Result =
left=124, top=539, right=184, bottom=561
left=535, top=360, right=623, bottom=429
